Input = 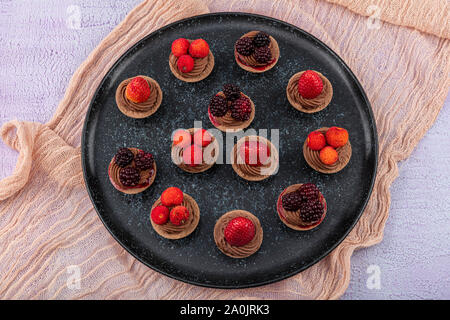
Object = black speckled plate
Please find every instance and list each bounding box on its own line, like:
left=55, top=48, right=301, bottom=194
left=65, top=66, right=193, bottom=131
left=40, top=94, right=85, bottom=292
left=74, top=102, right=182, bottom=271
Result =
left=81, top=13, right=378, bottom=288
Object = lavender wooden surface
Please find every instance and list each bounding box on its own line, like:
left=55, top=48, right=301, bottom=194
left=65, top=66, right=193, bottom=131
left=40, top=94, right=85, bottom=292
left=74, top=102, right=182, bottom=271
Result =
left=0, top=0, right=448, bottom=299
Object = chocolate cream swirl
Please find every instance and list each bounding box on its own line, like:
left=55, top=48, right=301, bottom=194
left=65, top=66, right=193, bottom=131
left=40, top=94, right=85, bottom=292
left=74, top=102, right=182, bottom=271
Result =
left=235, top=31, right=278, bottom=68
left=303, top=127, right=352, bottom=174
left=214, top=210, right=263, bottom=258
left=151, top=193, right=200, bottom=240
left=116, top=76, right=161, bottom=116
left=286, top=71, right=333, bottom=112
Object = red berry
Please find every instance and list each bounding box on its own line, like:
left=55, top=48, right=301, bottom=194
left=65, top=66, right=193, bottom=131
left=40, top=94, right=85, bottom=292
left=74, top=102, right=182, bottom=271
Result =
left=161, top=187, right=184, bottom=207
left=319, top=146, right=338, bottom=165
left=125, top=76, right=151, bottom=103
left=182, top=144, right=203, bottom=167
left=173, top=129, right=192, bottom=149
left=151, top=206, right=169, bottom=225
left=298, top=70, right=323, bottom=99
left=171, top=38, right=190, bottom=57
left=188, top=39, right=209, bottom=58
left=224, top=217, right=255, bottom=247
left=307, top=131, right=326, bottom=151
left=239, top=140, right=271, bottom=166
left=193, top=129, right=212, bottom=147
left=170, top=206, right=190, bottom=226
left=177, top=54, right=194, bottom=73
left=326, top=127, right=349, bottom=148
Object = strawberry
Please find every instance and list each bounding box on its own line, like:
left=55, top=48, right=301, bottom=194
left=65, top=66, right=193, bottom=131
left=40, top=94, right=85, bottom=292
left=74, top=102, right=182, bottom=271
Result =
left=297, top=70, right=323, bottom=99
left=239, top=140, right=271, bottom=166
left=173, top=129, right=192, bottom=149
left=224, top=217, right=256, bottom=246
left=171, top=38, right=190, bottom=57
left=188, top=39, right=209, bottom=58
left=170, top=206, right=190, bottom=226
left=193, top=129, right=212, bottom=147
left=177, top=54, right=194, bottom=73
left=182, top=144, right=203, bottom=167
left=151, top=206, right=169, bottom=225
left=161, top=187, right=184, bottom=207
left=125, top=76, right=151, bottom=103
left=307, top=131, right=326, bottom=151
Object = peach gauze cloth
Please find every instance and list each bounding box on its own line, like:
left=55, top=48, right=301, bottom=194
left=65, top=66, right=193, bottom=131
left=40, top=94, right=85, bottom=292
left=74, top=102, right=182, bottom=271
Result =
left=0, top=0, right=449, bottom=299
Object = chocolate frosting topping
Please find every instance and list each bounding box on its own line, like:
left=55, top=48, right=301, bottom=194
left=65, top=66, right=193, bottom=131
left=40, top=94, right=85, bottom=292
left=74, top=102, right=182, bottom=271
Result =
left=303, top=127, right=352, bottom=174
left=208, top=92, right=255, bottom=132
left=286, top=71, right=333, bottom=113
left=214, top=210, right=263, bottom=258
left=277, top=184, right=327, bottom=231
left=171, top=128, right=219, bottom=173
left=169, top=40, right=215, bottom=82
left=115, top=76, right=162, bottom=118
left=151, top=193, right=200, bottom=240
left=231, top=136, right=279, bottom=181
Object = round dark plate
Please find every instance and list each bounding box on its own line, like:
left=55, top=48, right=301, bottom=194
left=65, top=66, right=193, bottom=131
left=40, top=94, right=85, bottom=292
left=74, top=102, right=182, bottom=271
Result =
left=81, top=12, right=378, bottom=289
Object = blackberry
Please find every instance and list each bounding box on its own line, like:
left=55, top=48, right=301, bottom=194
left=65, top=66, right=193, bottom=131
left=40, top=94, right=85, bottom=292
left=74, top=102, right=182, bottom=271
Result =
left=209, top=95, right=228, bottom=117
left=119, top=167, right=141, bottom=187
left=135, top=151, right=154, bottom=171
left=114, top=148, right=134, bottom=168
left=298, top=183, right=320, bottom=202
left=281, top=191, right=303, bottom=211
left=231, top=96, right=252, bottom=121
left=299, top=199, right=324, bottom=224
left=235, top=37, right=254, bottom=56
left=223, top=84, right=241, bottom=101
left=253, top=32, right=271, bottom=47
left=254, top=46, right=272, bottom=64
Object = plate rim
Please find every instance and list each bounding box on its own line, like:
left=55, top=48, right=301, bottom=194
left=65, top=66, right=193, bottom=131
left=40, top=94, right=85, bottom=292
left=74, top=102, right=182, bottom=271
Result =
left=81, top=11, right=379, bottom=289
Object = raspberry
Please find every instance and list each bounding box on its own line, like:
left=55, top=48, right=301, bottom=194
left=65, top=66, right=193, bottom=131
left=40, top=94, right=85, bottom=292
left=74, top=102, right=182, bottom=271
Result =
left=235, top=37, right=254, bottom=56
left=193, top=129, right=212, bottom=148
left=223, top=84, right=241, bottom=101
left=253, top=32, right=270, bottom=47
left=182, top=144, right=203, bottom=167
left=281, top=191, right=303, bottom=211
left=253, top=46, right=272, bottom=64
left=161, top=187, right=184, bottom=207
left=119, top=167, right=140, bottom=187
left=134, top=150, right=154, bottom=171
left=224, top=217, right=255, bottom=246
left=114, top=148, right=134, bottom=168
left=170, top=206, right=190, bottom=226
left=209, top=95, right=228, bottom=117
left=307, top=131, right=326, bottom=151
left=298, top=183, right=320, bottom=202
left=298, top=70, right=324, bottom=99
left=231, top=96, right=252, bottom=121
left=299, top=199, right=324, bottom=224
left=151, top=206, right=169, bottom=225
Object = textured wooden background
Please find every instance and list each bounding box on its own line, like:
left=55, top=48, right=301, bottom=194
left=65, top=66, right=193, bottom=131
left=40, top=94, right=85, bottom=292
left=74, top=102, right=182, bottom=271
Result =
left=0, top=0, right=448, bottom=299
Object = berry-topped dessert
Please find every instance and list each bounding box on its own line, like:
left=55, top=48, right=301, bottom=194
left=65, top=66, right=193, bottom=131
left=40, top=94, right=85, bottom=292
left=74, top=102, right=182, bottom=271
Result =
left=214, top=210, right=263, bottom=258
left=303, top=127, right=352, bottom=174
left=231, top=136, right=279, bottom=181
left=108, top=147, right=157, bottom=194
left=208, top=84, right=255, bottom=132
left=115, top=75, right=163, bottom=118
left=234, top=31, right=279, bottom=73
left=286, top=70, right=333, bottom=113
left=171, top=128, right=219, bottom=173
left=277, top=183, right=327, bottom=231
left=150, top=187, right=200, bottom=239
left=169, top=38, right=215, bottom=82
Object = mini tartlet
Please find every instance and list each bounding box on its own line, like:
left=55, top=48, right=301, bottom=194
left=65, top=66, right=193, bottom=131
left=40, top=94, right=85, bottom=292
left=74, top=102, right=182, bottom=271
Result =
left=286, top=70, right=333, bottom=113
left=169, top=38, right=214, bottom=82
left=231, top=135, right=279, bottom=181
left=214, top=210, right=263, bottom=258
left=277, top=183, right=327, bottom=231
left=208, top=84, right=255, bottom=132
left=234, top=31, right=279, bottom=73
left=303, top=127, right=352, bottom=174
left=171, top=128, right=220, bottom=173
left=108, top=147, right=156, bottom=194
left=115, top=75, right=163, bottom=118
left=150, top=187, right=200, bottom=240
